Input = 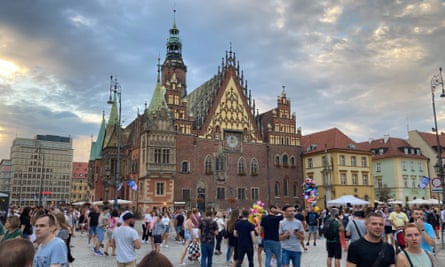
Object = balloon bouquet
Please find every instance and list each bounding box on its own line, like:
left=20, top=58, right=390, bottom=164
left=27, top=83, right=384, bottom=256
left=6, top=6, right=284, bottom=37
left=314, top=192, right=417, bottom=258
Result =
left=303, top=178, right=320, bottom=210
left=248, top=200, right=265, bottom=225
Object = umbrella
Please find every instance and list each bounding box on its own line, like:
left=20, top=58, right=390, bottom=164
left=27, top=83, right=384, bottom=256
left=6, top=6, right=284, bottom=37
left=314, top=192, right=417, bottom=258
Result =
left=108, top=199, right=132, bottom=205
left=388, top=200, right=404, bottom=205
left=327, top=195, right=369, bottom=206
left=72, top=201, right=91, bottom=206
left=423, top=199, right=441, bottom=205
left=407, top=199, right=428, bottom=205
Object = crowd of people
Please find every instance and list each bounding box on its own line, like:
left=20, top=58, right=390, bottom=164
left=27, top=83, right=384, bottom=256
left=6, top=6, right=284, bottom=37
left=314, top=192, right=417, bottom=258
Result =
left=0, top=202, right=443, bottom=267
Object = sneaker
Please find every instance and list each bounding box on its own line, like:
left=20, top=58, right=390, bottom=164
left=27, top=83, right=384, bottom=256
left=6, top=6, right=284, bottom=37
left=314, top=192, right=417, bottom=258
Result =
left=95, top=250, right=104, bottom=256
left=178, top=262, right=186, bottom=266
left=306, top=242, right=309, bottom=246
left=104, top=252, right=109, bottom=256
left=313, top=242, right=316, bottom=246
left=164, top=245, right=168, bottom=248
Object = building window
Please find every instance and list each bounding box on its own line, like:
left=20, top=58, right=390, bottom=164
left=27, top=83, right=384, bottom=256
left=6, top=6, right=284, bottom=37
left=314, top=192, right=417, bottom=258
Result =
left=205, top=156, right=213, bottom=174
left=293, top=183, right=298, bottom=197
left=403, top=176, right=408, bottom=188
left=402, top=161, right=407, bottom=171
left=418, top=162, right=423, bottom=172
left=411, top=176, right=416, bottom=188
left=361, top=157, right=367, bottom=167
left=274, top=182, right=280, bottom=196
left=154, top=149, right=161, bottom=163
left=290, top=156, right=296, bottom=167
left=216, top=187, right=225, bottom=200
left=156, top=182, right=165, bottom=196
left=162, top=149, right=170, bottom=163
left=283, top=178, right=289, bottom=196
left=376, top=176, right=383, bottom=188
left=352, top=173, right=358, bottom=185
left=216, top=155, right=225, bottom=172
left=282, top=154, right=289, bottom=167
left=251, top=188, right=259, bottom=201
left=339, top=155, right=345, bottom=166
left=340, top=173, right=346, bottom=185
left=250, top=159, right=258, bottom=176
left=238, top=158, right=246, bottom=175
left=307, top=158, right=313, bottom=169
left=363, top=174, right=368, bottom=185
left=274, top=155, right=280, bottom=167
left=238, top=188, right=246, bottom=200
left=376, top=162, right=381, bottom=172
left=182, top=189, right=190, bottom=201
left=351, top=156, right=356, bottom=167
left=181, top=161, right=189, bottom=173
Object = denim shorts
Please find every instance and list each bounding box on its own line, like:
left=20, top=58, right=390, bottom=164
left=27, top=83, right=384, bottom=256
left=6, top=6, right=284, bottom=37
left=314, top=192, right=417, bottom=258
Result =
left=282, top=248, right=302, bottom=267
left=97, top=227, right=105, bottom=242
left=308, top=225, right=318, bottom=233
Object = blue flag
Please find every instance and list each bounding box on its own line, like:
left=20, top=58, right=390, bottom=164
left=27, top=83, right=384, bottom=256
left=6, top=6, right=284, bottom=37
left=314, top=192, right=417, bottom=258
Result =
left=418, top=176, right=430, bottom=189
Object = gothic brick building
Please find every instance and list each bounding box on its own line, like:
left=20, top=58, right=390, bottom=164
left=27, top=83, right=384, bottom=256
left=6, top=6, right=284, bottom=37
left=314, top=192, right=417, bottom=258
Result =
left=88, top=13, right=303, bottom=213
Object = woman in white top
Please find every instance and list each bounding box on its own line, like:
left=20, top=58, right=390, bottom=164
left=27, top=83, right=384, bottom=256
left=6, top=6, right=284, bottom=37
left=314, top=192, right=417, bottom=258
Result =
left=161, top=211, right=171, bottom=247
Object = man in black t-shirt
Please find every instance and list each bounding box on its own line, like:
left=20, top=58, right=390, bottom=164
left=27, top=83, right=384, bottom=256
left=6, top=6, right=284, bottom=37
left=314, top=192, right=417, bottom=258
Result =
left=174, top=209, right=184, bottom=242
left=347, top=212, right=395, bottom=267
left=234, top=209, right=256, bottom=267
left=88, top=206, right=100, bottom=246
left=260, top=205, right=284, bottom=267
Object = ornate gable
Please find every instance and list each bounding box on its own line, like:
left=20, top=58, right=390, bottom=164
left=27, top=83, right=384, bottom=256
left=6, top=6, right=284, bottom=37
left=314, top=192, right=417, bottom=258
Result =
left=201, top=69, right=261, bottom=143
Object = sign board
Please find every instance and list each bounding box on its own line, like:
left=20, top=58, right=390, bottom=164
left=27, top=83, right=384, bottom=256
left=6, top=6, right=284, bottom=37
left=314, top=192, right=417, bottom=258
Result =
left=432, top=187, right=443, bottom=193
left=432, top=178, right=442, bottom=188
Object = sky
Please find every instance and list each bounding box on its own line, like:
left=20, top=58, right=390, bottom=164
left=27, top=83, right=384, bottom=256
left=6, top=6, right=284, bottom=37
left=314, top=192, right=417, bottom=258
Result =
left=1, top=0, right=445, bottom=162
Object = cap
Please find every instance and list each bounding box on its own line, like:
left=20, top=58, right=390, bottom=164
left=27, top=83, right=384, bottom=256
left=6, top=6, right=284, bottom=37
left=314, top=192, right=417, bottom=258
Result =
left=123, top=212, right=134, bottom=221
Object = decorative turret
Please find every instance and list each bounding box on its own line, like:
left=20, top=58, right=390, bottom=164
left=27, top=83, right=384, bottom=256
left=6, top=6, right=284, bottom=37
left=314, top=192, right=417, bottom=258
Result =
left=165, top=9, right=182, bottom=61
left=147, top=59, right=170, bottom=116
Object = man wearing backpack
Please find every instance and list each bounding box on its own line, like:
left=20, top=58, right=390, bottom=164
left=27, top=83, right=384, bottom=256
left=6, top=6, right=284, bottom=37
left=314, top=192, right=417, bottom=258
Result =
left=324, top=208, right=343, bottom=267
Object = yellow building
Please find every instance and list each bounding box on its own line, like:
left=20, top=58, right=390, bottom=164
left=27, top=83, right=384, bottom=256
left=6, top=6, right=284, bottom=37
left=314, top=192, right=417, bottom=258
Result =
left=71, top=162, right=89, bottom=203
left=301, top=128, right=374, bottom=209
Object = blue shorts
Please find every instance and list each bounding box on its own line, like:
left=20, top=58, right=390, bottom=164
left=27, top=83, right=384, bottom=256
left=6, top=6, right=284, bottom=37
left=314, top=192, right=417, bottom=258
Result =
left=308, top=225, right=317, bottom=233
left=164, top=225, right=170, bottom=233
left=89, top=226, right=98, bottom=236
left=184, top=231, right=192, bottom=241
left=153, top=235, right=162, bottom=244
left=97, top=228, right=105, bottom=242
left=282, top=249, right=302, bottom=267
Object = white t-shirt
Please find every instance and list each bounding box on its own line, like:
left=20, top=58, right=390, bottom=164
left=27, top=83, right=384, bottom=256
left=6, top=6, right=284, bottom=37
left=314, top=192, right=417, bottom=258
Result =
left=112, top=225, right=139, bottom=263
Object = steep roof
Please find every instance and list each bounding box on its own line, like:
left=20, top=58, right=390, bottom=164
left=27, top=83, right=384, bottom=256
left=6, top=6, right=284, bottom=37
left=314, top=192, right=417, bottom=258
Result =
left=301, top=128, right=366, bottom=155
left=358, top=137, right=428, bottom=160
left=413, top=130, right=445, bottom=157
left=89, top=113, right=106, bottom=160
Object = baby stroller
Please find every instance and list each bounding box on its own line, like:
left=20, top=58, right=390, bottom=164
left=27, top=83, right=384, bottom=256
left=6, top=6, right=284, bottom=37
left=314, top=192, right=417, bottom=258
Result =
left=394, top=229, right=406, bottom=253
left=187, top=241, right=201, bottom=263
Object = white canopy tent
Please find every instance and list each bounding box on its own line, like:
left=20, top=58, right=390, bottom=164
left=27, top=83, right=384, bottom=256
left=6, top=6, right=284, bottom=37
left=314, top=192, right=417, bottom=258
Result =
left=327, top=195, right=370, bottom=206
left=407, top=199, right=428, bottom=205
left=388, top=200, right=404, bottom=205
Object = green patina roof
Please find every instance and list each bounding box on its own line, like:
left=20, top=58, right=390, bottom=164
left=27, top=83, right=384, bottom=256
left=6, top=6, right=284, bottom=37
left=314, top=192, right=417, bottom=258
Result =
left=108, top=92, right=119, bottom=126
left=147, top=81, right=168, bottom=114
left=89, top=113, right=106, bottom=160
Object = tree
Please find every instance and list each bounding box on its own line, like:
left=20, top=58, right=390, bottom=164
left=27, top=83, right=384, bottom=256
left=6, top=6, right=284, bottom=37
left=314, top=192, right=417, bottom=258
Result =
left=376, top=184, right=393, bottom=202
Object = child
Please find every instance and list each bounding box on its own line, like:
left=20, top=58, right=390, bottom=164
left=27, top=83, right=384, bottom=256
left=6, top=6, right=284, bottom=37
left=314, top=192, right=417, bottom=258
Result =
left=152, top=216, right=165, bottom=252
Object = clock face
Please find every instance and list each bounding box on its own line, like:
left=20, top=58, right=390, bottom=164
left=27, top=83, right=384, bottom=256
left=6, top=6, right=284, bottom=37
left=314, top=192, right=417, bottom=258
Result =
left=227, top=135, right=239, bottom=148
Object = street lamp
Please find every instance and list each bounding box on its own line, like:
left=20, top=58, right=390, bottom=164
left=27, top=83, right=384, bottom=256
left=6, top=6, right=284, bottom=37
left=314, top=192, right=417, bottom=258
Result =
left=108, top=76, right=122, bottom=212
left=430, top=67, right=445, bottom=248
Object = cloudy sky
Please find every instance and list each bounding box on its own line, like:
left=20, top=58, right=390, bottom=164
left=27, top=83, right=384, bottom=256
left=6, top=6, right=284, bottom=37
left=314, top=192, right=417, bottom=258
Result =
left=1, top=0, right=445, bottom=162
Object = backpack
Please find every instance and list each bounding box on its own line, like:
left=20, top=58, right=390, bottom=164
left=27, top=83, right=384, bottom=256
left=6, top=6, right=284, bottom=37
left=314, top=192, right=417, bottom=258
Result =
left=342, top=214, right=349, bottom=229
left=323, top=218, right=339, bottom=240
left=426, top=211, right=437, bottom=226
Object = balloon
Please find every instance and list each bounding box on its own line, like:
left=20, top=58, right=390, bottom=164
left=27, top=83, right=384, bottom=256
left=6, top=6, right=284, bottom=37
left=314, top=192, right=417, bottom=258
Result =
left=314, top=206, right=320, bottom=212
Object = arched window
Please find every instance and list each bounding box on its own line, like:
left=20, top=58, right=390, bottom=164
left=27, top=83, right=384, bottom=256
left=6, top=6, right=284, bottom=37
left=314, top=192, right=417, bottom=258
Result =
left=205, top=156, right=213, bottom=174
left=274, top=155, right=280, bottom=166
left=290, top=156, right=296, bottom=167
left=283, top=177, right=289, bottom=196
left=238, top=158, right=246, bottom=175
left=274, top=182, right=280, bottom=196
left=250, top=158, right=258, bottom=176
left=282, top=154, right=288, bottom=167
left=181, top=161, right=189, bottom=173
left=216, top=155, right=225, bottom=172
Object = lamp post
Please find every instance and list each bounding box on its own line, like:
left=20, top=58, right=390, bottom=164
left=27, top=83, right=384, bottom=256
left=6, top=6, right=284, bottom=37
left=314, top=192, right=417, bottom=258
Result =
left=430, top=67, right=445, bottom=248
left=108, top=76, right=122, bottom=212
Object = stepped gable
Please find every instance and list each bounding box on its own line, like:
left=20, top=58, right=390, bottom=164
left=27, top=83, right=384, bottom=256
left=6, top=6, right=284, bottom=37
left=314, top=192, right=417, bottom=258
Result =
left=301, top=127, right=362, bottom=154
left=358, top=137, right=427, bottom=160
left=185, top=47, right=261, bottom=141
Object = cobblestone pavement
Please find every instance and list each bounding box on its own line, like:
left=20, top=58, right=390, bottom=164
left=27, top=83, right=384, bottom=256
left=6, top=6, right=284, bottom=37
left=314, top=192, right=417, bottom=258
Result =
left=68, top=224, right=445, bottom=267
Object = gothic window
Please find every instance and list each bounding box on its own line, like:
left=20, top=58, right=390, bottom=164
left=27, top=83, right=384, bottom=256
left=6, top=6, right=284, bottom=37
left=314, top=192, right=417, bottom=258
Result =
left=250, top=159, right=258, bottom=176
left=274, top=155, right=280, bottom=167
left=282, top=154, right=289, bottom=167
left=216, top=155, right=225, bottom=172
left=283, top=178, right=289, bottom=196
left=238, top=158, right=246, bottom=175
left=274, top=182, right=280, bottom=196
left=293, top=182, right=298, bottom=197
left=205, top=156, right=213, bottom=174
left=181, top=161, right=189, bottom=173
